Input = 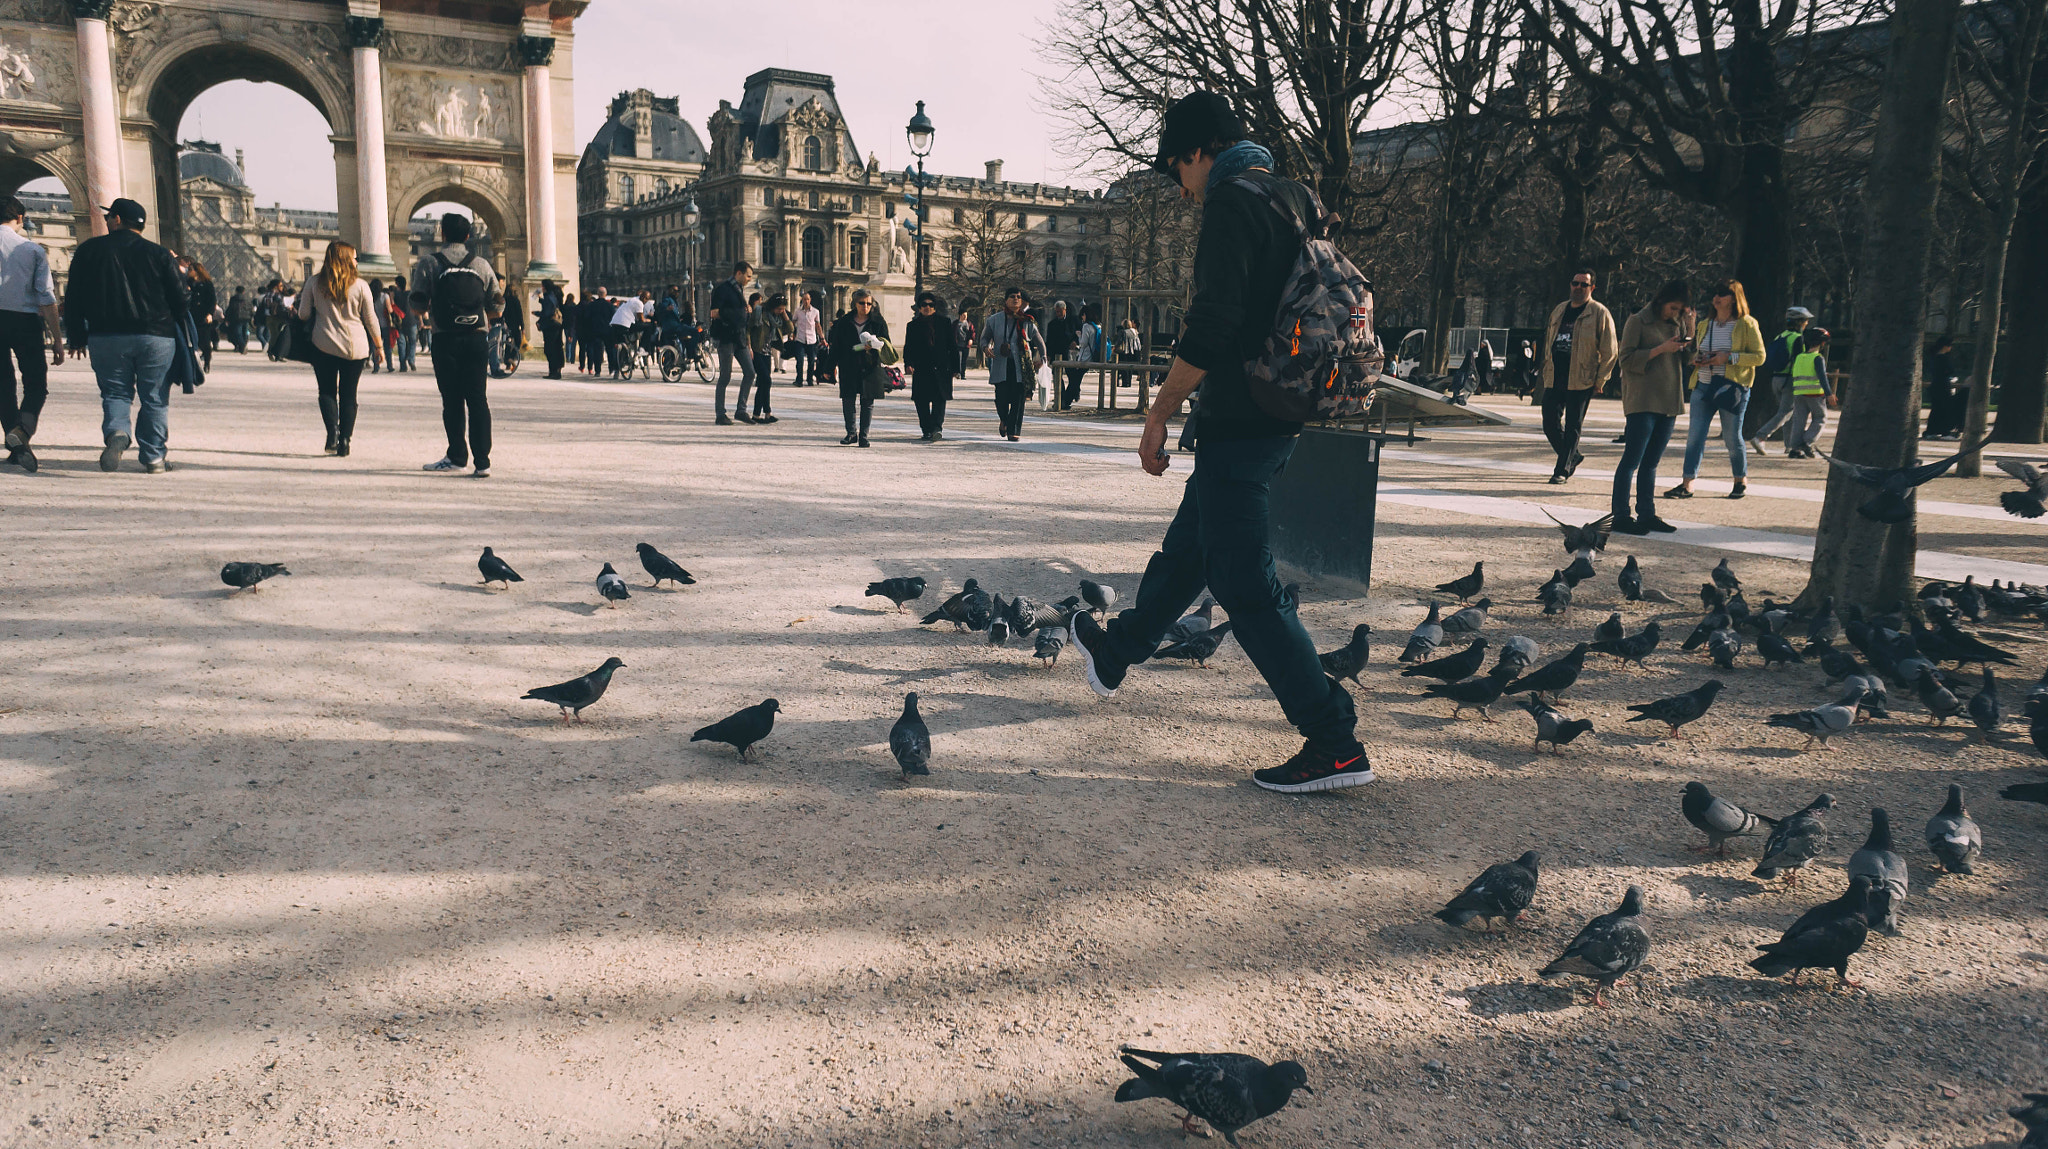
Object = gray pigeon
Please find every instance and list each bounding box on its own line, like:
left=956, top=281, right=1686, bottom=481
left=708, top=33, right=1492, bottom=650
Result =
left=1967, top=667, right=2003, bottom=739
left=1318, top=623, right=1372, bottom=684
left=1707, top=627, right=1742, bottom=670
left=521, top=657, right=624, bottom=723
left=1592, top=613, right=1625, bottom=645
left=1080, top=579, right=1118, bottom=616
left=1915, top=667, right=1963, bottom=725
left=1753, top=793, right=1838, bottom=884
left=1526, top=697, right=1593, bottom=753
left=1844, top=672, right=1891, bottom=719
left=1155, top=621, right=1234, bottom=667
left=596, top=562, right=630, bottom=605
left=1162, top=598, right=1216, bottom=646
left=1996, top=459, right=2048, bottom=519
left=1765, top=688, right=1865, bottom=748
left=1435, top=851, right=1540, bottom=931
left=888, top=692, right=931, bottom=779
left=1113, top=1048, right=1311, bottom=1147
left=1711, top=558, right=1741, bottom=591
left=1400, top=602, right=1443, bottom=663
left=1539, top=886, right=1650, bottom=1008
left=478, top=547, right=522, bottom=589
left=1924, top=783, right=1980, bottom=875
left=1847, top=807, right=1908, bottom=936
left=221, top=561, right=290, bottom=591
left=1681, top=781, right=1778, bottom=855
left=1495, top=636, right=1540, bottom=676
left=1442, top=597, right=1491, bottom=634
left=1544, top=509, right=1613, bottom=554
left=1034, top=626, right=1067, bottom=669
left=1624, top=679, right=1725, bottom=737
left=1536, top=572, right=1572, bottom=616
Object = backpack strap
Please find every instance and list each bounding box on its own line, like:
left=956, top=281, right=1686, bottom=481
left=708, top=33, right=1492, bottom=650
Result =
left=1226, top=173, right=1329, bottom=240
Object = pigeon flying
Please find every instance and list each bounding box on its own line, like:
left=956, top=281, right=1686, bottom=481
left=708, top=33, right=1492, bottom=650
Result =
left=1748, top=875, right=1871, bottom=987
left=1113, top=1048, right=1311, bottom=1147
left=1527, top=697, right=1593, bottom=752
left=1436, top=851, right=1540, bottom=931
left=1753, top=793, right=1838, bottom=884
left=596, top=562, right=631, bottom=605
left=478, top=547, right=522, bottom=589
left=1681, top=781, right=1778, bottom=855
left=1318, top=623, right=1372, bottom=684
left=1924, top=783, right=1981, bottom=874
left=1543, top=509, right=1613, bottom=554
left=521, top=657, right=624, bottom=723
left=1996, top=459, right=2048, bottom=519
left=888, top=692, right=931, bottom=779
left=1154, top=621, right=1234, bottom=667
left=1821, top=436, right=1993, bottom=523
left=1847, top=807, right=1908, bottom=936
left=221, top=562, right=289, bottom=591
left=1625, top=679, right=1725, bottom=737
left=691, top=699, right=780, bottom=759
left=866, top=576, right=928, bottom=612
left=1435, top=562, right=1484, bottom=602
left=635, top=542, right=695, bottom=588
left=1539, top=885, right=1650, bottom=1008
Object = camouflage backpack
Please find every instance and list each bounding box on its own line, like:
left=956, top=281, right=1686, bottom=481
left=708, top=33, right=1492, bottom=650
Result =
left=1229, top=175, right=1384, bottom=422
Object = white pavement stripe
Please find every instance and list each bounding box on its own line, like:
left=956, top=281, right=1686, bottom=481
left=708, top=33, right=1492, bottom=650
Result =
left=537, top=376, right=2048, bottom=583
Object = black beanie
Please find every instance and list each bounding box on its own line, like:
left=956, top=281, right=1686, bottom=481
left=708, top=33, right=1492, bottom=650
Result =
left=1153, top=91, right=1243, bottom=173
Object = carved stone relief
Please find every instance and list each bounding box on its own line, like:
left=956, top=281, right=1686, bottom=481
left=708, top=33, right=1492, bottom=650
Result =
left=110, top=3, right=346, bottom=100
left=0, top=24, right=71, bottom=104
left=0, top=0, right=70, bottom=26
left=383, top=29, right=516, bottom=74
left=389, top=69, right=515, bottom=145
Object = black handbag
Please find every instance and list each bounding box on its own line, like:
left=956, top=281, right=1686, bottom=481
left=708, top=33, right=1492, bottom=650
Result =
left=283, top=312, right=315, bottom=363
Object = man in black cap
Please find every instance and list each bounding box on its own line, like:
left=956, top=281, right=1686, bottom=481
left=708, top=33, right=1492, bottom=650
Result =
left=62, top=197, right=189, bottom=474
left=1066, top=90, right=1372, bottom=794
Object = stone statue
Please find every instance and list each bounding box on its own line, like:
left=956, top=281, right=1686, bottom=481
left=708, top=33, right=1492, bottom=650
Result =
left=0, top=38, right=37, bottom=100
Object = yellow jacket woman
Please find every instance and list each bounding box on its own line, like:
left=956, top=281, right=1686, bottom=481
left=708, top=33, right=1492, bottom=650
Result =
left=1668, top=279, right=1765, bottom=502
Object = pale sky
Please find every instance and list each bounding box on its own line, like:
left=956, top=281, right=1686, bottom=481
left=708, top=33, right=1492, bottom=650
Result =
left=148, top=3, right=1079, bottom=215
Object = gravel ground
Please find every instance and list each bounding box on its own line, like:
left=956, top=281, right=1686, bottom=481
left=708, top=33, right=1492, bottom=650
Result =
left=2, top=354, right=2044, bottom=1148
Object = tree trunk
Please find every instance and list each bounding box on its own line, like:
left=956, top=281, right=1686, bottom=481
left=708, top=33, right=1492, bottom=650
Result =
left=1424, top=204, right=1465, bottom=376
left=1994, top=198, right=2048, bottom=442
left=1802, top=0, right=1961, bottom=609
left=1733, top=158, right=1794, bottom=438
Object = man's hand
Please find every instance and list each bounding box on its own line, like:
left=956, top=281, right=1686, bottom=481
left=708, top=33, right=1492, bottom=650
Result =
left=1138, top=419, right=1171, bottom=475
left=48, top=345, right=63, bottom=366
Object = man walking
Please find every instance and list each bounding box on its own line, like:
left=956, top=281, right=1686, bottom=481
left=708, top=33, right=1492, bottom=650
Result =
left=61, top=197, right=188, bottom=474
left=0, top=195, right=62, bottom=473
left=409, top=212, right=502, bottom=478
left=710, top=260, right=755, bottom=424
left=536, top=279, right=565, bottom=379
left=1749, top=305, right=1812, bottom=455
left=1537, top=269, right=1619, bottom=483
left=1044, top=301, right=1078, bottom=410
left=791, top=290, right=822, bottom=385
left=222, top=285, right=250, bottom=352
left=1066, top=90, right=1370, bottom=794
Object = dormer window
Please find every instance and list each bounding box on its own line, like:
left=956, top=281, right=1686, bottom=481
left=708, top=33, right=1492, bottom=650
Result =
left=803, top=134, right=822, bottom=170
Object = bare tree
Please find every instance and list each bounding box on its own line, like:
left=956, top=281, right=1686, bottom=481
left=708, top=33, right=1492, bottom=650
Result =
left=1804, top=0, right=1963, bottom=608
left=933, top=190, right=1027, bottom=320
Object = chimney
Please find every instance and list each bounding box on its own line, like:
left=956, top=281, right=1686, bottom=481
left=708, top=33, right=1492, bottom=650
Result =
left=234, top=148, right=244, bottom=175
left=629, top=89, right=654, bottom=159
left=985, top=159, right=1004, bottom=185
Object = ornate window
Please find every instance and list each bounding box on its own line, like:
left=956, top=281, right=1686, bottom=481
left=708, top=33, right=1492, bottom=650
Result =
left=620, top=175, right=634, bottom=201
left=802, top=227, right=825, bottom=269
left=849, top=233, right=865, bottom=271
left=803, top=134, right=823, bottom=170
left=760, top=229, right=779, bottom=266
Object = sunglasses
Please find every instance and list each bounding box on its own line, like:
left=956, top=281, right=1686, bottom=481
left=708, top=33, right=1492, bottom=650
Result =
left=1570, top=280, right=1593, bottom=288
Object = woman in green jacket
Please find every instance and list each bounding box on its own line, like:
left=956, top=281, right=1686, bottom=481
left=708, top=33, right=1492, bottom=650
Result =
left=1666, top=278, right=1767, bottom=500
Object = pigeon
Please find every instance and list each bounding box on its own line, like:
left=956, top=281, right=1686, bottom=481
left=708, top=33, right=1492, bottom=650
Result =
left=1619, top=556, right=1645, bottom=602
left=1967, top=667, right=2003, bottom=738
left=1707, top=627, right=1743, bottom=670
left=1561, top=553, right=1596, bottom=587
left=1821, top=436, right=1992, bottom=523
left=478, top=547, right=523, bottom=589
left=1592, top=613, right=1625, bottom=645
left=866, top=575, right=928, bottom=612
left=1162, top=598, right=1216, bottom=646
left=1953, top=576, right=1986, bottom=622
left=1538, top=575, right=1573, bottom=616
left=1934, top=620, right=2020, bottom=667
left=1435, top=851, right=1540, bottom=931
left=1008, top=594, right=1080, bottom=633
left=1753, top=793, right=1838, bottom=883
left=596, top=562, right=631, bottom=605
left=1591, top=622, right=1661, bottom=667
left=1539, top=886, right=1650, bottom=1008
left=1748, top=875, right=1871, bottom=987
left=1816, top=641, right=1862, bottom=683
left=1318, top=623, right=1373, bottom=684
left=1422, top=665, right=1517, bottom=719
left=1543, top=509, right=1613, bottom=554
left=1681, top=781, right=1779, bottom=855
left=1700, top=582, right=1727, bottom=612
left=691, top=699, right=780, bottom=759
left=1442, top=597, right=1491, bottom=634
left=221, top=562, right=289, bottom=591
left=987, top=617, right=1011, bottom=646
left=1923, top=784, right=1981, bottom=875
left=1112, top=1048, right=1311, bottom=1147
left=521, top=657, right=624, bottom=723
left=1495, top=636, right=1540, bottom=676
left=635, top=542, right=695, bottom=587
left=1847, top=807, right=1909, bottom=936
left=1400, top=638, right=1488, bottom=684
left=1845, top=672, right=1891, bottom=719
left=1034, top=626, right=1067, bottom=668
left=1504, top=643, right=1590, bottom=699
left=1765, top=688, right=1865, bottom=748
left=961, top=581, right=994, bottom=631
left=1915, top=667, right=1963, bottom=725
left=888, top=692, right=931, bottom=779
left=1711, top=558, right=1742, bottom=591
left=1805, top=596, right=1841, bottom=645
left=1526, top=697, right=1594, bottom=752
left=1435, top=561, right=1484, bottom=602
left=1080, top=578, right=1117, bottom=616
left=921, top=578, right=985, bottom=631
left=1154, top=621, right=1235, bottom=667
left=2009, top=1092, right=2048, bottom=1147
left=2003, top=782, right=2048, bottom=806
left=1624, top=679, right=1725, bottom=737
left=1400, top=602, right=1444, bottom=663
left=1758, top=632, right=1804, bottom=668
left=1684, top=608, right=1731, bottom=652
left=1996, top=459, right=2048, bottom=518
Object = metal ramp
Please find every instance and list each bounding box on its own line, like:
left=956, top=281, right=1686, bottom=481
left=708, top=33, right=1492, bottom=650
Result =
left=1357, top=376, right=1512, bottom=443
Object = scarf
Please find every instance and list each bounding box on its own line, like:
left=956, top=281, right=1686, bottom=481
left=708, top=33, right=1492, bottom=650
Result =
left=1206, top=140, right=1275, bottom=194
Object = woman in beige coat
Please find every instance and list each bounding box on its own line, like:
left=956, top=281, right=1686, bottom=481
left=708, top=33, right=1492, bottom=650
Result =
left=1611, top=280, right=1693, bottom=535
left=295, top=240, right=384, bottom=456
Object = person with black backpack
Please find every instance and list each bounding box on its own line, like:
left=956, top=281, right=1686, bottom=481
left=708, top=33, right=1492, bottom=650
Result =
left=407, top=213, right=502, bottom=478
left=1065, top=91, right=1377, bottom=796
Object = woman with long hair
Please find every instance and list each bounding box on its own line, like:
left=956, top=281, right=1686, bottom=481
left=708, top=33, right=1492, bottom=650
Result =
left=1611, top=280, right=1693, bottom=535
left=293, top=240, right=384, bottom=456
left=1666, top=278, right=1767, bottom=501
left=181, top=256, right=218, bottom=372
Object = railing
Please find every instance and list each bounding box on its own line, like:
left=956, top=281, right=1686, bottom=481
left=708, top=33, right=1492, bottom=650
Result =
left=1048, top=359, right=1173, bottom=413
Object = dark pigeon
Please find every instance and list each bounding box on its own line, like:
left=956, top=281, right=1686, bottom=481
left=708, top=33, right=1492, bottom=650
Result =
left=1537, top=573, right=1573, bottom=616
left=1707, top=627, right=1742, bottom=670
left=1619, top=555, right=1645, bottom=602
left=1544, top=509, right=1613, bottom=554
left=1701, top=582, right=1727, bottom=612
left=691, top=698, right=780, bottom=759
left=1080, top=578, right=1118, bottom=615
left=1996, top=459, right=2048, bottom=519
left=1435, top=561, right=1484, bottom=602
left=1318, top=623, right=1373, bottom=684
left=1748, top=875, right=1871, bottom=986
left=1400, top=638, right=1488, bottom=684
left=1684, top=608, right=1731, bottom=652
left=1933, top=620, right=2019, bottom=667
left=1539, top=886, right=1650, bottom=1007
left=1155, top=621, right=1235, bottom=667
left=1592, top=613, right=1625, bottom=645
left=888, top=692, right=931, bottom=779
left=1527, top=697, right=1593, bottom=752
left=1561, top=553, right=1596, bottom=587
left=1967, top=667, right=2003, bottom=739
left=1847, top=807, right=1908, bottom=936
left=866, top=575, right=927, bottom=612
left=1400, top=602, right=1444, bottom=663
left=1758, top=632, right=1804, bottom=668
left=1711, top=558, right=1741, bottom=591
left=1821, top=436, right=1993, bottom=523
left=1435, top=851, right=1540, bottom=931
left=1806, top=595, right=1840, bottom=645
left=921, top=578, right=985, bottom=631
left=1816, top=641, right=1862, bottom=683
left=1113, top=1048, right=1311, bottom=1147
left=2009, top=1092, right=2048, bottom=1147
left=2003, top=781, right=2048, bottom=806
left=521, top=657, right=624, bottom=723
left=1924, top=783, right=1981, bottom=874
left=1009, top=594, right=1081, bottom=634
left=1753, top=793, right=1838, bottom=884
left=1504, top=643, right=1590, bottom=699
left=596, top=562, right=631, bottom=605
left=987, top=617, right=1011, bottom=646
left=1422, top=665, right=1517, bottom=719
left=1681, top=781, right=1778, bottom=855
left=1625, top=679, right=1725, bottom=736
left=221, top=562, right=289, bottom=591
left=635, top=542, right=696, bottom=587
left=1162, top=597, right=1217, bottom=646
left=1034, top=626, right=1066, bottom=668
left=478, top=547, right=522, bottom=589
left=1591, top=621, right=1661, bottom=667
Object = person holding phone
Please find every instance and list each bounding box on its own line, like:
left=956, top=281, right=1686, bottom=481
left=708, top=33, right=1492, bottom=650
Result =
left=1611, top=280, right=1692, bottom=534
left=1666, top=278, right=1767, bottom=500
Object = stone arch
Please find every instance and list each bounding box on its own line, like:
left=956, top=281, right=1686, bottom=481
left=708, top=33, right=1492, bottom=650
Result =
left=0, top=147, right=91, bottom=258
left=395, top=178, right=517, bottom=282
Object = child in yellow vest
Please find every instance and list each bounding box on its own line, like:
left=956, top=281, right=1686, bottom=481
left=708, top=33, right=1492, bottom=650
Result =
left=1782, top=328, right=1834, bottom=458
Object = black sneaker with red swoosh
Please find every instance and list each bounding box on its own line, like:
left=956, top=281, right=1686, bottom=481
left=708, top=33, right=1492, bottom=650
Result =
left=1253, top=741, right=1377, bottom=793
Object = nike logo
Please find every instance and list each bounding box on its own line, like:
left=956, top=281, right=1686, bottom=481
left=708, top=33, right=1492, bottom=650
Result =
left=1334, top=756, right=1360, bottom=770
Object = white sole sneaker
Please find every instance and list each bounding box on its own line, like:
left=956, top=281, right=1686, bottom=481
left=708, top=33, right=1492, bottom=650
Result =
left=1070, top=615, right=1118, bottom=698
left=1253, top=766, right=1378, bottom=793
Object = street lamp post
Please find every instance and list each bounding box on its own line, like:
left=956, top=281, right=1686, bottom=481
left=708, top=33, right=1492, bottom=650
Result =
left=905, top=100, right=935, bottom=299
left=683, top=190, right=701, bottom=323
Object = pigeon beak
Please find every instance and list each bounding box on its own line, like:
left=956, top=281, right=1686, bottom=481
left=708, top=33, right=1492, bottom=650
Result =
left=1301, top=1085, right=1315, bottom=1095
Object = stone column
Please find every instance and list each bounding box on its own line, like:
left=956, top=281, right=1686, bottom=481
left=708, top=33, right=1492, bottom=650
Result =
left=347, top=14, right=397, bottom=276
left=517, top=34, right=561, bottom=279
left=71, top=0, right=120, bottom=238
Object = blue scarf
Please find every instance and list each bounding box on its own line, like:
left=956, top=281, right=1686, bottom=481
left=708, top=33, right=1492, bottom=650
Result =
left=1206, top=141, right=1275, bottom=194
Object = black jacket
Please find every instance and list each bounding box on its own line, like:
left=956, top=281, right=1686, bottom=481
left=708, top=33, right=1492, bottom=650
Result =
left=1044, top=315, right=1078, bottom=361
left=1179, top=170, right=1316, bottom=440
left=904, top=313, right=955, bottom=400
left=710, top=278, right=748, bottom=342
left=63, top=228, right=190, bottom=346
left=828, top=310, right=890, bottom=397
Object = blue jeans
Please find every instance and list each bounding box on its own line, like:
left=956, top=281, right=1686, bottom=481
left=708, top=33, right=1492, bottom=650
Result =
left=1681, top=382, right=1750, bottom=480
left=1102, top=434, right=1357, bottom=748
left=90, top=333, right=176, bottom=463
left=1612, top=411, right=1675, bottom=519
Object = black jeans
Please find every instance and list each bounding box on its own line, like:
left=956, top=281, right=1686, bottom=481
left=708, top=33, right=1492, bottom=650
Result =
left=914, top=396, right=948, bottom=434
left=0, top=310, right=48, bottom=438
left=310, top=345, right=366, bottom=443
left=431, top=332, right=490, bottom=467
left=1103, top=434, right=1357, bottom=748
left=1612, top=411, right=1675, bottom=520
left=752, top=351, right=773, bottom=414
left=542, top=327, right=564, bottom=377
left=1062, top=367, right=1084, bottom=409
left=994, top=383, right=1028, bottom=437
left=1541, top=384, right=1594, bottom=475
left=841, top=390, right=873, bottom=438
